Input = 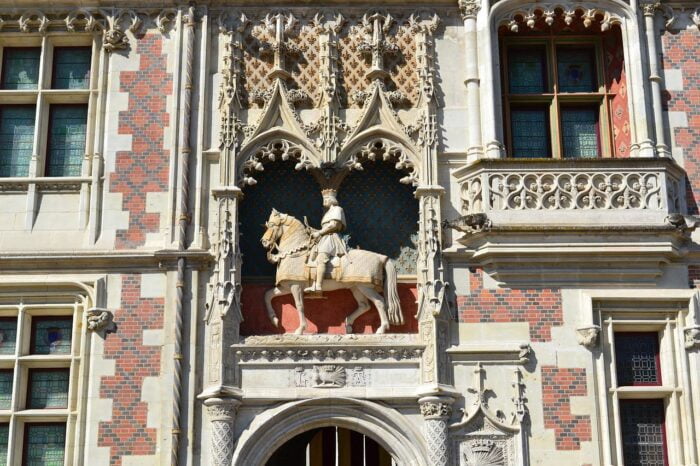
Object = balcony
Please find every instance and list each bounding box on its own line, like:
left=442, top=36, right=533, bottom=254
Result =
left=446, top=158, right=690, bottom=285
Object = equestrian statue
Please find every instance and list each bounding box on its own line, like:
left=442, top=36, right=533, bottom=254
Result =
left=260, top=189, right=403, bottom=334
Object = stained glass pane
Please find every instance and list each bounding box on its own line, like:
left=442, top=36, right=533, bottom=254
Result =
left=52, top=47, right=91, bottom=89
left=338, top=160, right=418, bottom=275
left=46, top=105, right=87, bottom=177
left=0, top=370, right=12, bottom=410
left=510, top=108, right=550, bottom=158
left=508, top=47, right=547, bottom=94
left=561, top=107, right=599, bottom=158
left=0, top=318, right=17, bottom=355
left=31, top=317, right=73, bottom=355
left=620, top=400, right=667, bottom=466
left=240, top=161, right=323, bottom=277
left=0, top=424, right=8, bottom=465
left=27, top=369, right=69, bottom=409
left=24, top=423, right=66, bottom=466
left=1, top=48, right=40, bottom=90
left=0, top=105, right=35, bottom=177
left=557, top=47, right=596, bottom=92
left=615, top=332, right=661, bottom=386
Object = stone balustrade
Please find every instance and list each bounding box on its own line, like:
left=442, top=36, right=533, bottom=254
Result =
left=453, top=158, right=685, bottom=228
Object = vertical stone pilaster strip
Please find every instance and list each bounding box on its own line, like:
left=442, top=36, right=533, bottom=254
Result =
left=460, top=0, right=484, bottom=160
left=641, top=2, right=670, bottom=157
left=419, top=396, right=453, bottom=466
left=204, top=397, right=241, bottom=466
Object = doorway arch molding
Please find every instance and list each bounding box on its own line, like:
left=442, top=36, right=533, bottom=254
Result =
left=232, top=397, right=427, bottom=466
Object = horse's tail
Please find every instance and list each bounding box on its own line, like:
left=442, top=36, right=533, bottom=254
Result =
left=384, top=259, right=403, bottom=326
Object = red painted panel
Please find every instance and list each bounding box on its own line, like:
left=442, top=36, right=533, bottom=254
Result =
left=240, top=283, right=418, bottom=335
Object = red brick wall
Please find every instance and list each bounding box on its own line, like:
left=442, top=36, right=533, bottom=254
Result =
left=542, top=366, right=592, bottom=450
left=98, top=274, right=165, bottom=464
left=110, top=34, right=172, bottom=249
left=662, top=29, right=700, bottom=214
left=457, top=269, right=563, bottom=342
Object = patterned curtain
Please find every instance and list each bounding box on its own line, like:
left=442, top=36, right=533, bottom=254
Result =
left=338, top=160, right=418, bottom=275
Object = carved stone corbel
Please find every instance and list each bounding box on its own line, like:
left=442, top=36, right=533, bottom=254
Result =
left=86, top=307, right=116, bottom=334
left=576, top=325, right=601, bottom=349
left=103, top=10, right=142, bottom=53
left=684, top=325, right=700, bottom=350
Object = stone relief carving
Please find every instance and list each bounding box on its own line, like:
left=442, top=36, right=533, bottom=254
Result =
left=684, top=325, right=700, bottom=350
left=86, top=307, right=116, bottom=334
left=576, top=325, right=601, bottom=349
left=451, top=365, right=528, bottom=466
left=291, top=365, right=370, bottom=388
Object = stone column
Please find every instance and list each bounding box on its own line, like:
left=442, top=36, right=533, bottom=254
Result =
left=419, top=396, right=454, bottom=466
left=204, top=397, right=242, bottom=466
left=460, top=0, right=483, bottom=161
left=641, top=1, right=670, bottom=157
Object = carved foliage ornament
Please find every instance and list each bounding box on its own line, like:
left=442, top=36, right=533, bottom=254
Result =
left=498, top=4, right=623, bottom=33
left=421, top=401, right=453, bottom=419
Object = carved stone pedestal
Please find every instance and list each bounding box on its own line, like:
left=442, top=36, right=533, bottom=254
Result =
left=203, top=397, right=242, bottom=466
left=419, top=395, right=454, bottom=466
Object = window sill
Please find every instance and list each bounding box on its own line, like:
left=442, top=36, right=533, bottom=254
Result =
left=0, top=177, right=89, bottom=193
left=609, top=386, right=679, bottom=398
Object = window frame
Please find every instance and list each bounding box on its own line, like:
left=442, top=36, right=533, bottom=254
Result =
left=0, top=34, right=98, bottom=180
left=500, top=35, right=614, bottom=159
left=0, top=292, right=87, bottom=466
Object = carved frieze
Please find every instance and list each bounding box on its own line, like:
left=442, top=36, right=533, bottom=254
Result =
left=290, top=365, right=370, bottom=388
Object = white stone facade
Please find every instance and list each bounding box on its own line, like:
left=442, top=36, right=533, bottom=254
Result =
left=0, top=1, right=699, bottom=465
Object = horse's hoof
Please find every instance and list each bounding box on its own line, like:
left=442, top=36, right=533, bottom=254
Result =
left=294, top=326, right=306, bottom=335
left=271, top=316, right=280, bottom=328
left=344, top=320, right=353, bottom=334
left=376, top=325, right=388, bottom=334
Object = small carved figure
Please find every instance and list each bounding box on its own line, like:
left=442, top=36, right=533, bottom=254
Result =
left=305, top=189, right=348, bottom=293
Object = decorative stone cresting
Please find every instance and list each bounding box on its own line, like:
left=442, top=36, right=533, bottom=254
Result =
left=496, top=2, right=623, bottom=33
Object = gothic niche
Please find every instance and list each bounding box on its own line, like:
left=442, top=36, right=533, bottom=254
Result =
left=238, top=158, right=418, bottom=335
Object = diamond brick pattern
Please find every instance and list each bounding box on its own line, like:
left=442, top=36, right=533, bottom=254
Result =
left=109, top=34, right=172, bottom=249
left=457, top=269, right=563, bottom=342
left=542, top=366, right=592, bottom=450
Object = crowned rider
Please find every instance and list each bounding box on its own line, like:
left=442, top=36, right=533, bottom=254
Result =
left=305, top=189, right=348, bottom=293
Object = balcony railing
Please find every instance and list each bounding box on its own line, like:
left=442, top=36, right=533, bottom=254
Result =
left=453, top=158, right=685, bottom=227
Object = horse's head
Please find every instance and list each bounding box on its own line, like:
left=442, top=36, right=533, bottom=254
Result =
left=261, top=208, right=287, bottom=250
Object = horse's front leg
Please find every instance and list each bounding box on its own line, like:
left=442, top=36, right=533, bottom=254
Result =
left=264, top=285, right=287, bottom=328
left=290, top=284, right=307, bottom=335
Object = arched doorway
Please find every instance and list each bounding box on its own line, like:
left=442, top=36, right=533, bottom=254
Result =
left=266, top=426, right=395, bottom=466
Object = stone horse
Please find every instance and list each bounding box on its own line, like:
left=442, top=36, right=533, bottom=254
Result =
left=261, top=209, right=403, bottom=334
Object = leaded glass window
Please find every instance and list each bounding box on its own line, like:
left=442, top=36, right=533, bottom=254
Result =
left=30, top=317, right=73, bottom=355
left=557, top=47, right=596, bottom=92
left=614, top=332, right=661, bottom=386
left=23, top=423, right=66, bottom=466
left=510, top=109, right=550, bottom=158
left=502, top=37, right=613, bottom=158
left=52, top=47, right=91, bottom=89
left=46, top=105, right=88, bottom=177
left=1, top=48, right=40, bottom=90
left=620, top=400, right=668, bottom=466
left=0, top=318, right=17, bottom=355
left=561, top=107, right=600, bottom=158
left=0, top=370, right=12, bottom=409
left=508, top=47, right=547, bottom=94
left=0, top=424, right=8, bottom=465
left=27, top=369, right=69, bottom=409
left=0, top=105, right=35, bottom=177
